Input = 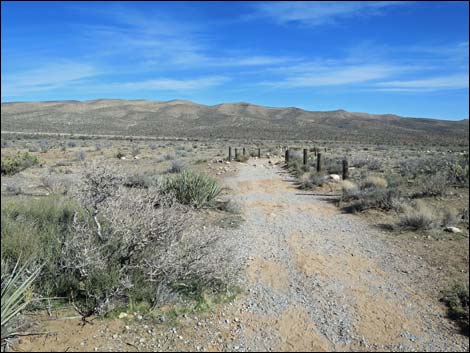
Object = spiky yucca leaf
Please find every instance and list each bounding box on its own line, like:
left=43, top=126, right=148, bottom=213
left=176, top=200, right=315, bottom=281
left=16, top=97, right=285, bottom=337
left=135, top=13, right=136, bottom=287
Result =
left=1, top=260, right=41, bottom=338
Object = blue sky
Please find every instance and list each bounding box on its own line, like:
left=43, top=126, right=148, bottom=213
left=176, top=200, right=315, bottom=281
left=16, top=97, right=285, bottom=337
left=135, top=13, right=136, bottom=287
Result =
left=1, top=1, right=469, bottom=120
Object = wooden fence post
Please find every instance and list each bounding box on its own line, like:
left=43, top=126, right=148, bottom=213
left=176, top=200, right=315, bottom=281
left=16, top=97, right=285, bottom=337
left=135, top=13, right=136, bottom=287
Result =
left=303, top=148, right=308, bottom=165
left=228, top=146, right=232, bottom=161
left=235, top=148, right=238, bottom=160
left=316, top=152, right=322, bottom=172
left=258, top=148, right=261, bottom=158
left=285, top=149, right=289, bottom=165
left=342, top=158, right=349, bottom=180
left=243, top=147, right=246, bottom=156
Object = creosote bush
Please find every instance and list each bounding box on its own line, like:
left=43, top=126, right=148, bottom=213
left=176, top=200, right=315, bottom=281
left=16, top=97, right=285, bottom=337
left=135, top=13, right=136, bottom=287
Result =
left=1, top=153, right=39, bottom=176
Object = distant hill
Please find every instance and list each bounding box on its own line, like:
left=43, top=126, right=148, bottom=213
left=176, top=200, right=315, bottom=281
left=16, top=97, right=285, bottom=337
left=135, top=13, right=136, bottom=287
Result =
left=1, top=99, right=468, bottom=144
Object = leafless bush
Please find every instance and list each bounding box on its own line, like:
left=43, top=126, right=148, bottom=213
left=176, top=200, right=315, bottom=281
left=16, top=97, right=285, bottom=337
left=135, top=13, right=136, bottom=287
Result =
left=40, top=175, right=70, bottom=195
left=62, top=166, right=237, bottom=316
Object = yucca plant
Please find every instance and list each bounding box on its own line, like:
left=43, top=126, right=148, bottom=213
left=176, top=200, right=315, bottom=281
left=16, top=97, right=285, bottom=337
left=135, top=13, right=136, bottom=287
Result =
left=164, top=170, right=221, bottom=208
left=1, top=260, right=41, bottom=341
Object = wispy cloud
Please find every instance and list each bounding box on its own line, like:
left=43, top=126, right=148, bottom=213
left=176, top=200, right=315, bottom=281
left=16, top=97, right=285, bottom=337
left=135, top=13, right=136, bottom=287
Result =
left=1, top=62, right=98, bottom=97
left=104, top=76, right=228, bottom=91
left=252, top=1, right=409, bottom=26
left=261, top=56, right=409, bottom=88
left=375, top=74, right=469, bottom=91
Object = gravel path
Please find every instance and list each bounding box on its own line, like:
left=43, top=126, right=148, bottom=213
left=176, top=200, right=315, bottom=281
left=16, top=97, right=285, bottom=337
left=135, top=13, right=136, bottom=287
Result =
left=221, top=159, right=468, bottom=352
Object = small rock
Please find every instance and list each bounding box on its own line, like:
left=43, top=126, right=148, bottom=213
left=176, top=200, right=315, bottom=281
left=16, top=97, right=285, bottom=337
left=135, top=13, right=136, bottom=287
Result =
left=444, top=226, right=462, bottom=233
left=118, top=312, right=128, bottom=319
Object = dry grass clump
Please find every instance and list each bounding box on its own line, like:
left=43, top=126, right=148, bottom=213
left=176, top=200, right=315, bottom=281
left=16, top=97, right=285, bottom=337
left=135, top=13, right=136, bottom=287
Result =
left=362, top=176, right=388, bottom=189
left=397, top=200, right=437, bottom=231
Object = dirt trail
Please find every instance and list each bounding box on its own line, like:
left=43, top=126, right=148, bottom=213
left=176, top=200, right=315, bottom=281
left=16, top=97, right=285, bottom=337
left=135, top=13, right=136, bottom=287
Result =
left=222, top=159, right=468, bottom=352
left=14, top=159, right=468, bottom=352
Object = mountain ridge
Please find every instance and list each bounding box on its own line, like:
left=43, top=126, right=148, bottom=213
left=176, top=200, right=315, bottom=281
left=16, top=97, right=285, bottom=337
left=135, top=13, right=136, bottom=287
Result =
left=1, top=99, right=468, bottom=144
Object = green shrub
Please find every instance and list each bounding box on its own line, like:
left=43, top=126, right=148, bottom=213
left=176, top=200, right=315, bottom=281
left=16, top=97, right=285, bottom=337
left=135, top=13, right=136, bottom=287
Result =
left=1, top=153, right=39, bottom=176
left=1, top=196, right=81, bottom=297
left=163, top=170, right=221, bottom=208
left=441, top=283, right=469, bottom=335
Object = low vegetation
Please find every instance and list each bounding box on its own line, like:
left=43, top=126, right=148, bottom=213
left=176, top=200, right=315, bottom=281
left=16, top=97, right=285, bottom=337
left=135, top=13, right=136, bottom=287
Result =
left=1, top=165, right=236, bottom=324
left=163, top=170, right=221, bottom=208
left=441, top=283, right=469, bottom=335
left=1, top=152, right=39, bottom=176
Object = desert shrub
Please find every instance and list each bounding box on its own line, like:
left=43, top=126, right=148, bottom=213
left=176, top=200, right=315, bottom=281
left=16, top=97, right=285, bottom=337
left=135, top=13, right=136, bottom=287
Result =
left=341, top=180, right=359, bottom=198
left=149, top=143, right=157, bottom=150
left=342, top=187, right=399, bottom=213
left=167, top=160, right=186, bottom=173
left=288, top=160, right=310, bottom=178
left=235, top=154, right=249, bottom=162
left=67, top=140, right=77, bottom=148
left=324, top=158, right=342, bottom=174
left=397, top=201, right=436, bottom=231
left=163, top=171, right=221, bottom=208
left=95, top=143, right=102, bottom=151
left=288, top=150, right=302, bottom=161
left=74, top=150, right=86, bottom=161
left=352, top=157, right=382, bottom=171
left=362, top=176, right=388, bottom=189
left=164, top=153, right=175, bottom=160
left=123, top=172, right=161, bottom=189
left=39, top=175, right=70, bottom=195
left=1, top=153, right=39, bottom=176
left=218, top=199, right=242, bottom=214
left=298, top=174, right=327, bottom=190
left=131, top=146, right=140, bottom=157
left=447, top=155, right=469, bottom=187
left=28, top=146, right=39, bottom=153
left=441, top=283, right=469, bottom=335
left=415, top=173, right=448, bottom=197
left=39, top=140, right=49, bottom=153
left=115, top=150, right=125, bottom=159
left=441, top=208, right=459, bottom=227
left=1, top=196, right=80, bottom=297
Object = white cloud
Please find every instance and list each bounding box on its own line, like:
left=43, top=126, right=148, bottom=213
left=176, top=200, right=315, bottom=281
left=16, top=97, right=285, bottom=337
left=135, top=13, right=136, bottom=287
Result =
left=2, top=62, right=98, bottom=97
left=376, top=74, right=469, bottom=91
left=253, top=1, right=409, bottom=26
left=262, top=63, right=403, bottom=87
left=81, top=76, right=229, bottom=93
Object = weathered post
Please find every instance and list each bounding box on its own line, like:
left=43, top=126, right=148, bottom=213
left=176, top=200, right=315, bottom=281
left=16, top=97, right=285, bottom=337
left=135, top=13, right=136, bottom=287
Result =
left=314, top=147, right=317, bottom=156
left=285, top=149, right=289, bottom=165
left=342, top=158, right=349, bottom=180
left=243, top=147, right=246, bottom=156
left=258, top=148, right=261, bottom=158
left=235, top=148, right=238, bottom=160
left=316, top=152, right=322, bottom=172
left=324, top=147, right=327, bottom=152
left=228, top=146, right=232, bottom=161
left=303, top=148, right=308, bottom=165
